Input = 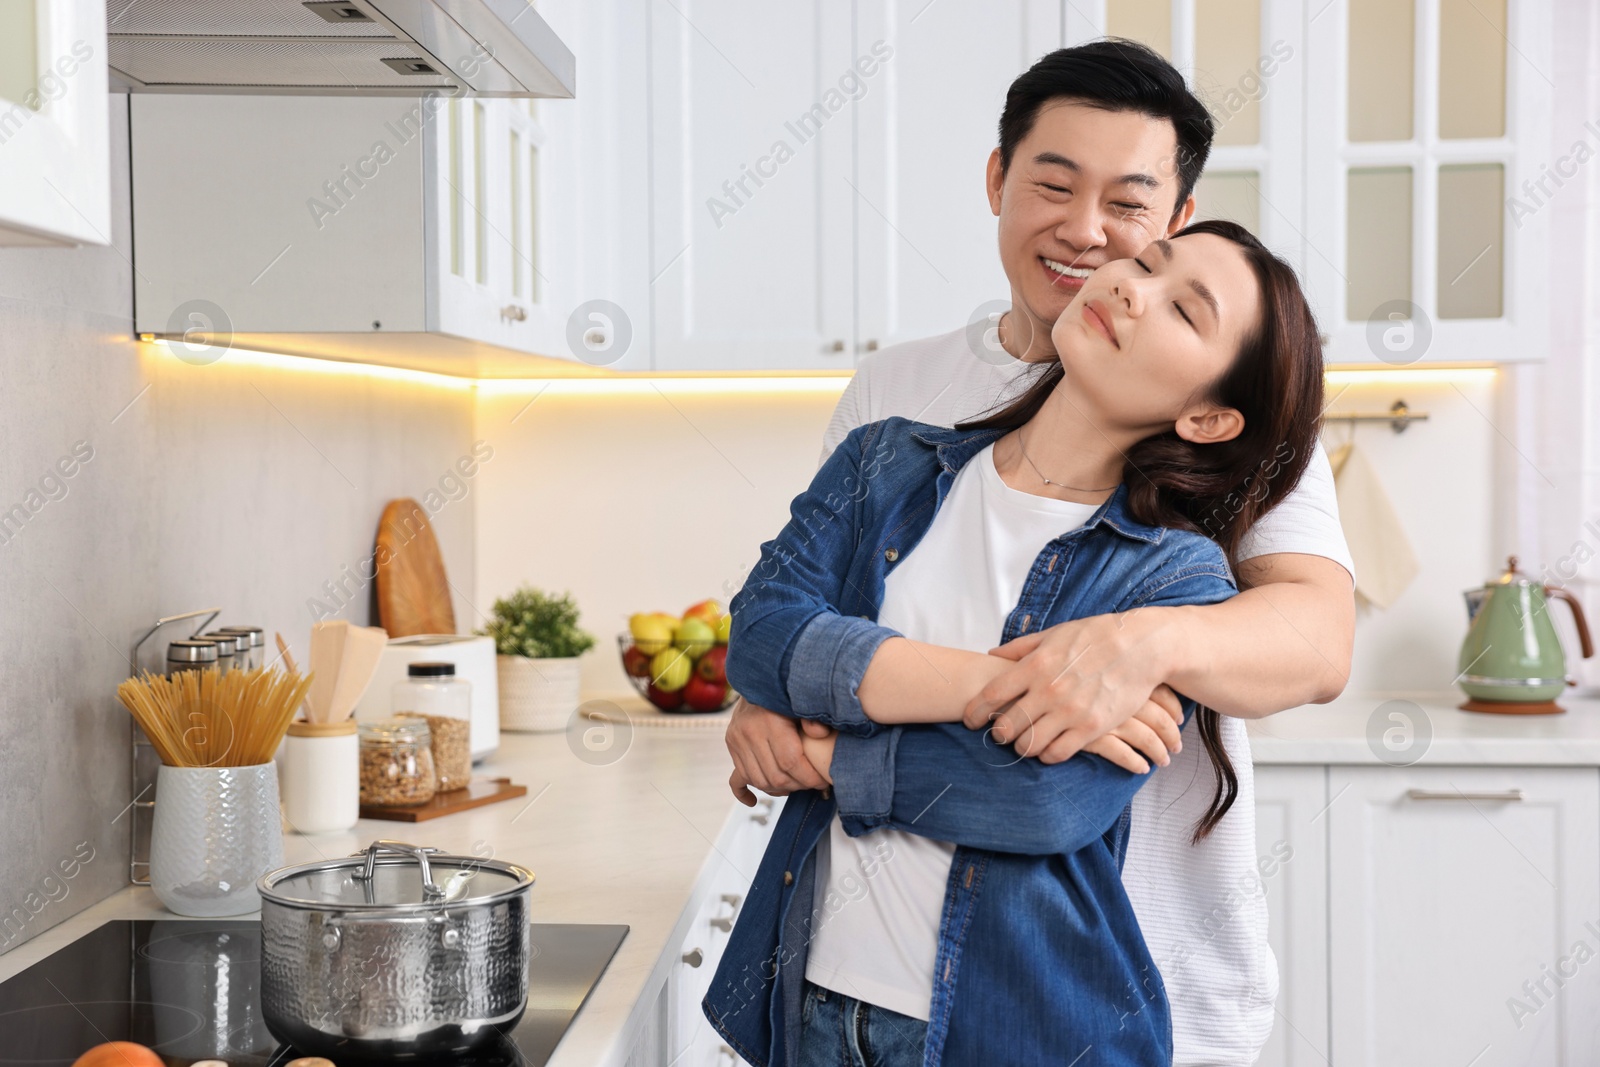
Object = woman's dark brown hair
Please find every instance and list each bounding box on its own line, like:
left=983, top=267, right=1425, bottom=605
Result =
left=959, top=219, right=1326, bottom=840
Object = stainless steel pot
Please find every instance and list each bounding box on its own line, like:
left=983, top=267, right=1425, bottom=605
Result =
left=257, top=839, right=535, bottom=1060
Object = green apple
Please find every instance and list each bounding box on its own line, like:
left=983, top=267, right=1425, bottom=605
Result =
left=674, top=617, right=715, bottom=658
left=650, top=647, right=693, bottom=691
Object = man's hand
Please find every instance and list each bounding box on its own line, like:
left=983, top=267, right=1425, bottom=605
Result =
left=725, top=697, right=832, bottom=806
left=964, top=610, right=1181, bottom=765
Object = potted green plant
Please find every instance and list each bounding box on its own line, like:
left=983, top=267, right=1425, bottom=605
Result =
left=476, top=587, right=596, bottom=733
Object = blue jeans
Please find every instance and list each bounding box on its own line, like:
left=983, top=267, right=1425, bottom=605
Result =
left=796, top=981, right=927, bottom=1067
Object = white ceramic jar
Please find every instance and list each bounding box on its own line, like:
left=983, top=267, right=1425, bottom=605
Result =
left=280, top=720, right=360, bottom=833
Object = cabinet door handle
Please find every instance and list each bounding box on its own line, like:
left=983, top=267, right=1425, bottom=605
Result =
left=717, top=1045, right=738, bottom=1067
left=682, top=947, right=704, bottom=967
left=500, top=304, right=527, bottom=322
left=750, top=798, right=773, bottom=825
left=1405, top=788, right=1525, bottom=802
left=827, top=339, right=845, bottom=353
left=860, top=338, right=879, bottom=352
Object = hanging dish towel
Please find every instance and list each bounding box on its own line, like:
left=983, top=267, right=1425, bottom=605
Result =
left=1328, top=441, right=1419, bottom=608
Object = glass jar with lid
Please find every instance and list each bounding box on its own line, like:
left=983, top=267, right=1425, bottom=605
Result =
left=357, top=718, right=437, bottom=807
left=392, top=661, right=472, bottom=792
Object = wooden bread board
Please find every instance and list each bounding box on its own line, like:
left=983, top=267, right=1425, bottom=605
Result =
left=374, top=498, right=456, bottom=638
left=360, top=777, right=527, bottom=822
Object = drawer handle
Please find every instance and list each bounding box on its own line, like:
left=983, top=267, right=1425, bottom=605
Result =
left=751, top=799, right=773, bottom=825
left=682, top=947, right=703, bottom=968
left=1406, top=788, right=1525, bottom=802
left=717, top=1046, right=738, bottom=1067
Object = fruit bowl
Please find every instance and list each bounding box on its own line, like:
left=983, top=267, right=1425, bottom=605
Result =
left=617, top=634, right=737, bottom=713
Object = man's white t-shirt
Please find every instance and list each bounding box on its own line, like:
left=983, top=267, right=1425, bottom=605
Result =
left=805, top=444, right=1100, bottom=1021
left=814, top=324, right=1353, bottom=1063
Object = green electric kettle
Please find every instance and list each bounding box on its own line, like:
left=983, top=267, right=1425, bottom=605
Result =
left=1458, top=557, right=1594, bottom=713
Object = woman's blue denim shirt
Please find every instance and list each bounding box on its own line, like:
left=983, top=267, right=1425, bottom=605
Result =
left=702, top=417, right=1237, bottom=1067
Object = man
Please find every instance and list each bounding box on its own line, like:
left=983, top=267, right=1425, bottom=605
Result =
left=725, top=41, right=1355, bottom=1063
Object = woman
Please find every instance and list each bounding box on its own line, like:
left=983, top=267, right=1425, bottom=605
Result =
left=702, top=220, right=1324, bottom=1066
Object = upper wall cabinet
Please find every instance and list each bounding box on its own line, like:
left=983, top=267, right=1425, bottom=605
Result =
left=1089, top=0, right=1551, bottom=366
left=1304, top=0, right=1550, bottom=365
left=130, top=0, right=651, bottom=376
left=0, top=1, right=110, bottom=247
left=646, top=0, right=1061, bottom=373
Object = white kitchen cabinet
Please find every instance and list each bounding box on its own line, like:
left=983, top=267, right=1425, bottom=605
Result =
left=1303, top=0, right=1551, bottom=364
left=1326, top=765, right=1600, bottom=1066
left=854, top=1, right=1061, bottom=354
left=647, top=0, right=1066, bottom=372
left=647, top=0, right=857, bottom=373
left=1253, top=765, right=1330, bottom=1067
left=0, top=1, right=110, bottom=247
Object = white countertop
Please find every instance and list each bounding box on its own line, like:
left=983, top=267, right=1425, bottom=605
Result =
left=9, top=690, right=1600, bottom=1064
left=1248, top=691, right=1600, bottom=765
left=0, top=704, right=744, bottom=1067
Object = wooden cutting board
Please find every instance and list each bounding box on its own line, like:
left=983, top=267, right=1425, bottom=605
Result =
left=374, top=498, right=456, bottom=637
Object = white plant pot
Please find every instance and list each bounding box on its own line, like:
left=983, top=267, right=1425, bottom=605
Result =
left=149, top=762, right=284, bottom=917
left=498, top=655, right=582, bottom=733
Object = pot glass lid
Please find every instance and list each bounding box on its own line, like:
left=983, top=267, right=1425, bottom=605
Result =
left=261, top=843, right=533, bottom=909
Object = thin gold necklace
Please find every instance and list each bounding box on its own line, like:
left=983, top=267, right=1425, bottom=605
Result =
left=1014, top=429, right=1119, bottom=493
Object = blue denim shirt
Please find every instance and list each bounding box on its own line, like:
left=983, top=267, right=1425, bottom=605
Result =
left=702, top=417, right=1237, bottom=1067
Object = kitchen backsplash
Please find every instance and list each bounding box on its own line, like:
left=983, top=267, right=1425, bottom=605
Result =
left=475, top=376, right=1506, bottom=701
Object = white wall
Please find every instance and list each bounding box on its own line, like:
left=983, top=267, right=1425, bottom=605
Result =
left=473, top=384, right=838, bottom=696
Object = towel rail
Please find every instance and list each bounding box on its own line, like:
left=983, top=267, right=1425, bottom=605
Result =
left=1324, top=399, right=1429, bottom=434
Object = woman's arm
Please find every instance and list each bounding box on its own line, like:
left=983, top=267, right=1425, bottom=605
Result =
left=855, top=638, right=1010, bottom=724
left=725, top=423, right=904, bottom=736
left=823, top=568, right=1238, bottom=855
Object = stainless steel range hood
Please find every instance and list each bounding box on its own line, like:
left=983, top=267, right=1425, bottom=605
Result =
left=107, top=0, right=575, bottom=97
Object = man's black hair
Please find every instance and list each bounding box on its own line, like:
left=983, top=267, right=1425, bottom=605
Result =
left=998, top=39, right=1216, bottom=216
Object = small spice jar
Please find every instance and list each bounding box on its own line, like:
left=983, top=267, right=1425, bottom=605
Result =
left=392, top=662, right=472, bottom=792
left=198, top=632, right=238, bottom=674
left=357, top=718, right=437, bottom=807
left=218, top=625, right=265, bottom=670
left=166, top=639, right=219, bottom=675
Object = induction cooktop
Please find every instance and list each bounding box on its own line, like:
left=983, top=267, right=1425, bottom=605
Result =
left=0, top=919, right=628, bottom=1065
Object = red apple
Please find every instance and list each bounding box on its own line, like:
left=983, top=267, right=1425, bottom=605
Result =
left=696, top=646, right=728, bottom=685
left=622, top=645, right=653, bottom=678
left=646, top=682, right=683, bottom=711
left=682, top=674, right=727, bottom=712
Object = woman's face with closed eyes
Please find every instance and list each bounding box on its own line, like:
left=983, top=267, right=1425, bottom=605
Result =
left=1050, top=232, right=1262, bottom=445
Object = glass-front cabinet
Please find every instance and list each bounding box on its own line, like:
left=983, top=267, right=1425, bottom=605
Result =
left=1072, top=0, right=1551, bottom=365
left=0, top=0, right=110, bottom=246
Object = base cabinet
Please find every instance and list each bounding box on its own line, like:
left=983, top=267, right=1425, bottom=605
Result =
left=1326, top=766, right=1600, bottom=1066
left=1254, top=766, right=1330, bottom=1066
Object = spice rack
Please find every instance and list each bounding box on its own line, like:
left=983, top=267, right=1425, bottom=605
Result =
left=126, top=607, right=219, bottom=886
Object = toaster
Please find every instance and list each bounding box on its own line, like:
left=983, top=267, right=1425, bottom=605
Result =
left=353, top=634, right=500, bottom=760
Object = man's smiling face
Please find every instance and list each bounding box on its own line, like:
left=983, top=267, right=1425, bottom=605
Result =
left=987, top=100, right=1194, bottom=355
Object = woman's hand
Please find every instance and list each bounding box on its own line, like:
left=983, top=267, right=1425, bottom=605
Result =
left=799, top=719, right=836, bottom=785
left=981, top=683, right=1185, bottom=770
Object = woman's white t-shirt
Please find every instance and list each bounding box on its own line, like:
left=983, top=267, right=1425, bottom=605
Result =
left=804, top=443, right=1099, bottom=1020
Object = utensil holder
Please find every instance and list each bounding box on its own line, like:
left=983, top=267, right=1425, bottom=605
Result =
left=150, top=762, right=284, bottom=916
left=497, top=655, right=581, bottom=733
left=281, top=721, right=360, bottom=833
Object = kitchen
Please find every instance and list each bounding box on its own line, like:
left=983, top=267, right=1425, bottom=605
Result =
left=0, top=0, right=1597, bottom=1064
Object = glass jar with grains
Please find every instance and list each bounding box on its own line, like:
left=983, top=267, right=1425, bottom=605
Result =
left=358, top=718, right=437, bottom=807
left=392, top=661, right=472, bottom=792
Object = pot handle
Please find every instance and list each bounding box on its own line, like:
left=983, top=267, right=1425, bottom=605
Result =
left=1545, top=586, right=1595, bottom=659
left=352, top=840, right=448, bottom=901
